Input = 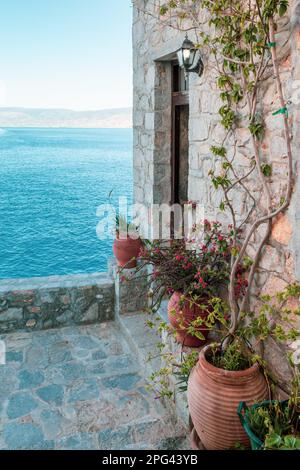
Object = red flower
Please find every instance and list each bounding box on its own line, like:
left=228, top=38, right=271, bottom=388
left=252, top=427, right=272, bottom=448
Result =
left=203, top=219, right=211, bottom=229
left=234, top=273, right=248, bottom=298
left=183, top=262, right=193, bottom=270
left=139, top=247, right=147, bottom=257
left=187, top=200, right=197, bottom=209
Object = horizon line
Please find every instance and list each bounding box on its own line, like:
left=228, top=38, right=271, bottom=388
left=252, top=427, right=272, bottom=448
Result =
left=0, top=126, right=133, bottom=130
left=0, top=105, right=133, bottom=112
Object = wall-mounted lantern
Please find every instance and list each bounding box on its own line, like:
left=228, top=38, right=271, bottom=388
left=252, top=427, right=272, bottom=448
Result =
left=177, top=34, right=204, bottom=77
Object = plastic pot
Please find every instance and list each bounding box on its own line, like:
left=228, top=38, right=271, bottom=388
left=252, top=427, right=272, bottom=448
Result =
left=237, top=400, right=289, bottom=450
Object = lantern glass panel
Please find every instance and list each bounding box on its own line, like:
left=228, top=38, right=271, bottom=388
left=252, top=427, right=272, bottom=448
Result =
left=177, top=49, right=184, bottom=68
left=183, top=48, right=191, bottom=65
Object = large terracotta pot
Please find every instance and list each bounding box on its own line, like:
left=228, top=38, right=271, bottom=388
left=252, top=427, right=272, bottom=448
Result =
left=188, top=345, right=269, bottom=450
left=113, top=237, right=142, bottom=268
left=168, top=291, right=210, bottom=348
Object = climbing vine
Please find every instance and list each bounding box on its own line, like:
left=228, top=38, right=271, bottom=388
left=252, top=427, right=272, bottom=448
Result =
left=136, top=0, right=294, bottom=343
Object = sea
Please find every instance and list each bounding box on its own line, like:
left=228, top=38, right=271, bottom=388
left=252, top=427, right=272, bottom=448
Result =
left=0, top=128, right=133, bottom=279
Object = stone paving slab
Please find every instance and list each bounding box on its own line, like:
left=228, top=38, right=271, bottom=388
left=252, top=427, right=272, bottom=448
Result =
left=0, top=322, right=188, bottom=450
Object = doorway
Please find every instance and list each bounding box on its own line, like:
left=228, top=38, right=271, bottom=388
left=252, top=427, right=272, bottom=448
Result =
left=171, top=63, right=189, bottom=205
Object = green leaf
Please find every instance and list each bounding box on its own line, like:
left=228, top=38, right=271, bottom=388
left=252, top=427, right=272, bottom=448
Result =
left=222, top=162, right=231, bottom=170
left=265, top=433, right=282, bottom=448
left=219, top=105, right=235, bottom=130
left=219, top=201, right=226, bottom=211
left=194, top=331, right=206, bottom=340
left=280, top=196, right=286, bottom=206
left=211, top=146, right=227, bottom=157
left=279, top=1, right=288, bottom=17
left=218, top=75, right=231, bottom=89
left=261, top=163, right=272, bottom=177
left=243, top=256, right=253, bottom=268
left=249, top=120, right=265, bottom=140
left=231, top=246, right=239, bottom=257
left=211, top=175, right=231, bottom=189
left=160, top=5, right=168, bottom=15
left=284, top=435, right=296, bottom=446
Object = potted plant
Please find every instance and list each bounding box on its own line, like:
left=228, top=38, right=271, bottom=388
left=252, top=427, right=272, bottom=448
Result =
left=238, top=396, right=300, bottom=450
left=188, top=339, right=269, bottom=450
left=135, top=220, right=236, bottom=347
left=237, top=349, right=300, bottom=451
left=168, top=293, right=212, bottom=348
left=188, top=284, right=300, bottom=450
left=113, top=214, right=142, bottom=268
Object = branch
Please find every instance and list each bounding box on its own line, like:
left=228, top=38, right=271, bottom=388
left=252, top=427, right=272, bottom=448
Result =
left=239, top=219, right=272, bottom=316
left=269, top=19, right=293, bottom=205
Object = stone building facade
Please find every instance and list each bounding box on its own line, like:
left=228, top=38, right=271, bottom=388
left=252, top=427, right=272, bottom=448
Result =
left=132, top=0, right=300, bottom=391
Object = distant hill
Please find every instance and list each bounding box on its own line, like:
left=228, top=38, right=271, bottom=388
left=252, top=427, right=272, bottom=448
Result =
left=0, top=107, right=132, bottom=128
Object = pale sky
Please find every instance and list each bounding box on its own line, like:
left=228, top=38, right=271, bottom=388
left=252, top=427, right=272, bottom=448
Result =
left=0, top=0, right=133, bottom=110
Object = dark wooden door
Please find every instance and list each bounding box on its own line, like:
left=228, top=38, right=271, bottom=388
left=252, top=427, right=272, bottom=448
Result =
left=171, top=64, right=190, bottom=205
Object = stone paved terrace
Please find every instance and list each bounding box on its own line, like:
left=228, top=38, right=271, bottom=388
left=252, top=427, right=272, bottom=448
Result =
left=0, top=321, right=188, bottom=450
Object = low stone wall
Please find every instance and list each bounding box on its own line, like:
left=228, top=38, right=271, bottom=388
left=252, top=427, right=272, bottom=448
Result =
left=0, top=273, right=115, bottom=334
left=114, top=265, right=149, bottom=315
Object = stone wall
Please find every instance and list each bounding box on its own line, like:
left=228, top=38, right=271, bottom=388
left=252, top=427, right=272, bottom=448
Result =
left=133, top=0, right=300, bottom=282
left=290, top=2, right=300, bottom=280
left=0, top=273, right=115, bottom=334
left=132, top=0, right=300, bottom=389
left=132, top=0, right=299, bottom=245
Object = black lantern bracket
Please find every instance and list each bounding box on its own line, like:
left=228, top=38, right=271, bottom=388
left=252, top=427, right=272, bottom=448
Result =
left=187, top=52, right=204, bottom=77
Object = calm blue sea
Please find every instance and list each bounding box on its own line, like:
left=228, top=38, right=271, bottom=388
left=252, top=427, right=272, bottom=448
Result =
left=0, top=128, right=133, bottom=279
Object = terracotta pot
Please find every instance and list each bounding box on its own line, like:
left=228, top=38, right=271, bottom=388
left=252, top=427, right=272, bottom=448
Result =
left=168, top=291, right=210, bottom=348
left=187, top=345, right=269, bottom=450
left=113, top=237, right=142, bottom=268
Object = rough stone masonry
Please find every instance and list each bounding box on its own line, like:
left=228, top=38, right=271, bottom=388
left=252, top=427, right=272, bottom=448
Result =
left=132, top=0, right=300, bottom=392
left=0, top=273, right=115, bottom=334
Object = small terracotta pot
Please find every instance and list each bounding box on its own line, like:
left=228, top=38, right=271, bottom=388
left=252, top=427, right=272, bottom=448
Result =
left=113, top=237, right=142, bottom=268
left=168, top=291, right=210, bottom=348
left=187, top=345, right=269, bottom=450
